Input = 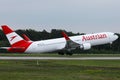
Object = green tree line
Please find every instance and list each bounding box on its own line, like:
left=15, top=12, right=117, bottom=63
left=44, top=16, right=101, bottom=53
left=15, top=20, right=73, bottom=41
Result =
left=0, top=29, right=119, bottom=53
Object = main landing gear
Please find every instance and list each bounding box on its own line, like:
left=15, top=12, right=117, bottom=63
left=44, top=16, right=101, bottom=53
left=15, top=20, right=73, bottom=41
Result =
left=58, top=52, right=73, bottom=56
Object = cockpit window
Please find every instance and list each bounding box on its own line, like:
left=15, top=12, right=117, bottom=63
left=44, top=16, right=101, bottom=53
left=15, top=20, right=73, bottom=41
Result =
left=114, top=33, right=118, bottom=35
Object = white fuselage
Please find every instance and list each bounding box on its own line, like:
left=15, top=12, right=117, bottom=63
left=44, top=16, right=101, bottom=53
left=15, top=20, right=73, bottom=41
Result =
left=25, top=32, right=118, bottom=53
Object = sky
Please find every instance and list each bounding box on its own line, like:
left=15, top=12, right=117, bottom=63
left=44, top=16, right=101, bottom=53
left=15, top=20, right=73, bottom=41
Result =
left=0, top=0, right=120, bottom=33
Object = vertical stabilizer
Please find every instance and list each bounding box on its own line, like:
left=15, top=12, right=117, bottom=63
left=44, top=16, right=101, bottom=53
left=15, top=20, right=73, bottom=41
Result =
left=1, top=25, right=32, bottom=53
left=1, top=25, right=25, bottom=46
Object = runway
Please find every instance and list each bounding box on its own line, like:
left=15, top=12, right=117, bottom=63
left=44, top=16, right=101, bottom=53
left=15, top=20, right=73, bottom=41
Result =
left=0, top=57, right=120, bottom=60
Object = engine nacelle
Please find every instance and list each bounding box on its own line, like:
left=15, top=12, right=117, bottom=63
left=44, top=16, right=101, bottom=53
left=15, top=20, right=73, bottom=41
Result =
left=80, top=43, right=91, bottom=50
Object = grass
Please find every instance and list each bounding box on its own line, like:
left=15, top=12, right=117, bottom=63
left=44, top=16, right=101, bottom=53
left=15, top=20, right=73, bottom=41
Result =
left=0, top=60, right=120, bottom=80
left=0, top=53, right=120, bottom=80
left=0, top=53, right=120, bottom=57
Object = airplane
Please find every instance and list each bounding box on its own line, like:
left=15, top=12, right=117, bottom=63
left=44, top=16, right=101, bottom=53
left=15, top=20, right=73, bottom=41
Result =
left=0, top=25, right=118, bottom=55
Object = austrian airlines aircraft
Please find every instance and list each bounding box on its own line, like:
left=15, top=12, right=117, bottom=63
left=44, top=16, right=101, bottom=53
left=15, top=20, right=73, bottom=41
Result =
left=1, top=25, right=118, bottom=55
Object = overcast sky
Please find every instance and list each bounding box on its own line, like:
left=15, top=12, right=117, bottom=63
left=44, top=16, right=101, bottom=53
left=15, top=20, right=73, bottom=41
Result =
left=0, top=0, right=120, bottom=33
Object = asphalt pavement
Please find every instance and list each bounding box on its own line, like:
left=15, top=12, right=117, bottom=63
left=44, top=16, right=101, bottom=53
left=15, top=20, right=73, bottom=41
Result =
left=0, top=57, right=120, bottom=60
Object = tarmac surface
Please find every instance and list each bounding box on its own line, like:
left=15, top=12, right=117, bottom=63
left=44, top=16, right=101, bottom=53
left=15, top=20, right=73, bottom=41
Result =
left=0, top=57, right=120, bottom=60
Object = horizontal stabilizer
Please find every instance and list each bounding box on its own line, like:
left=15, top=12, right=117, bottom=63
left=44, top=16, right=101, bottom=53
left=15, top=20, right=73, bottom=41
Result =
left=0, top=47, right=10, bottom=49
left=22, top=34, right=31, bottom=41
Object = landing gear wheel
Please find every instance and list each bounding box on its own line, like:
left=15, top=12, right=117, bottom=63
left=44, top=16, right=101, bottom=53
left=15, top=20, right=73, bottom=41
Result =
left=66, top=52, right=73, bottom=56
left=58, top=52, right=64, bottom=55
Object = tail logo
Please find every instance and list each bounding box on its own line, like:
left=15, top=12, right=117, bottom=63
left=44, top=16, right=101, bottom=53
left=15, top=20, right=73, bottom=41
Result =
left=10, top=35, right=17, bottom=41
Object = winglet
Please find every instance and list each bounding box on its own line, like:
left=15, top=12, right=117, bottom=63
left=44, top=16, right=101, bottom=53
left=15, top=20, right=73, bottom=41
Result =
left=61, top=31, right=80, bottom=52
left=61, top=32, right=70, bottom=40
left=22, top=34, right=31, bottom=41
left=1, top=25, right=14, bottom=34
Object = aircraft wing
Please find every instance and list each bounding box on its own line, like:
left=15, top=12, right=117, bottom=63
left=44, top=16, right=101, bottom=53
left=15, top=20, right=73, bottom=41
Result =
left=61, top=32, right=80, bottom=51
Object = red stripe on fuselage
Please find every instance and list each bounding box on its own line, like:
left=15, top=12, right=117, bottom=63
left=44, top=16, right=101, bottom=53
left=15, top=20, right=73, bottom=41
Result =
left=8, top=40, right=32, bottom=53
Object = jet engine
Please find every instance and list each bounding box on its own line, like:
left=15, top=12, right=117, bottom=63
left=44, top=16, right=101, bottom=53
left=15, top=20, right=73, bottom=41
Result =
left=80, top=43, right=91, bottom=50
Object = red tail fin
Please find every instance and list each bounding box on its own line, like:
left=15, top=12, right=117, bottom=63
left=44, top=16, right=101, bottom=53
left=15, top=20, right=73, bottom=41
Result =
left=1, top=25, right=32, bottom=53
left=1, top=25, right=14, bottom=34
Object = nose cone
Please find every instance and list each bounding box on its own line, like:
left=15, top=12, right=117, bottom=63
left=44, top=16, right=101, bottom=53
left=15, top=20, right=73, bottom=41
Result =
left=114, top=33, right=119, bottom=41
left=109, top=33, right=119, bottom=42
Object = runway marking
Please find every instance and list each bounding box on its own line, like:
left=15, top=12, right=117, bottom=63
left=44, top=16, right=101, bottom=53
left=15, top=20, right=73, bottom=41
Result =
left=0, top=57, right=120, bottom=60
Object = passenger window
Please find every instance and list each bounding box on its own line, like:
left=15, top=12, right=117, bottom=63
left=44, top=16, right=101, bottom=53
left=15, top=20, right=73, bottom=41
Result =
left=37, top=43, right=44, bottom=46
